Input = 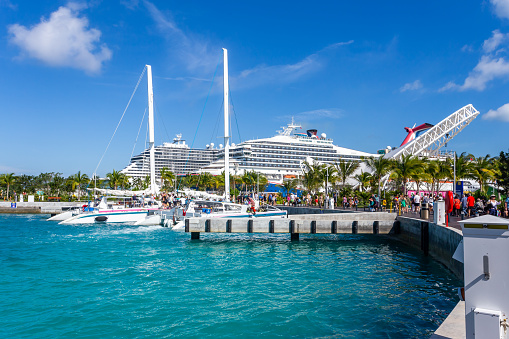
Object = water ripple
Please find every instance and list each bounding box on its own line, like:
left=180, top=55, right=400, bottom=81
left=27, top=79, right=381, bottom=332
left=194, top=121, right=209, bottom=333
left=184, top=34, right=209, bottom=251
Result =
left=0, top=215, right=460, bottom=338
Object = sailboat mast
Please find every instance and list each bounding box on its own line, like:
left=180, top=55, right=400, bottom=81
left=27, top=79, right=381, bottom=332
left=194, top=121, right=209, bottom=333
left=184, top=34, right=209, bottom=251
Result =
left=146, top=64, right=157, bottom=195
left=223, top=48, right=230, bottom=202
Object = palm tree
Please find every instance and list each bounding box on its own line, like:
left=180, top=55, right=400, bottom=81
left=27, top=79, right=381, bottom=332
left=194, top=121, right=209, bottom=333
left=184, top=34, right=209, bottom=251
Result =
left=199, top=172, right=215, bottom=190
left=132, top=177, right=144, bottom=190
left=447, top=152, right=473, bottom=183
left=68, top=171, right=89, bottom=201
left=1, top=173, right=16, bottom=200
left=160, top=167, right=175, bottom=191
left=300, top=160, right=322, bottom=194
left=334, top=160, right=360, bottom=191
left=354, top=171, right=372, bottom=192
left=390, top=155, right=422, bottom=196
left=470, top=155, right=496, bottom=194
left=106, top=169, right=122, bottom=190
left=142, top=175, right=151, bottom=190
left=280, top=179, right=298, bottom=198
left=364, top=156, right=393, bottom=198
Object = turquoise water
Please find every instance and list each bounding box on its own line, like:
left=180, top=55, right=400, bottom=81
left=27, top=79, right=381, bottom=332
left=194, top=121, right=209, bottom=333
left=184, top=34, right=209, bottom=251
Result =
left=0, top=214, right=460, bottom=338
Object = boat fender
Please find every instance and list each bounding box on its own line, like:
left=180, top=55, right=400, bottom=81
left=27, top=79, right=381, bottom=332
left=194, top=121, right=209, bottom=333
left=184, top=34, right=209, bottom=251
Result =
left=95, top=216, right=108, bottom=222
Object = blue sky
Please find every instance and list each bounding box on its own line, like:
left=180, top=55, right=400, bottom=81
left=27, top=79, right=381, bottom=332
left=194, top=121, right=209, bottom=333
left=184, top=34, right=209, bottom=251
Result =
left=1, top=0, right=509, bottom=176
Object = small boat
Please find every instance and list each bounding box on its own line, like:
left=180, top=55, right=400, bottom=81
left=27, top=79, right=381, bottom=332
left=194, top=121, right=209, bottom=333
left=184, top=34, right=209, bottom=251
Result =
left=58, top=196, right=160, bottom=225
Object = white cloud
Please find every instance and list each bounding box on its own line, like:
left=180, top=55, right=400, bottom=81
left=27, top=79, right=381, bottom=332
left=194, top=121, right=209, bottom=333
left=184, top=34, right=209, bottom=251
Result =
left=441, top=30, right=509, bottom=91
left=143, top=0, right=218, bottom=73
left=141, top=1, right=353, bottom=88
left=460, top=55, right=509, bottom=91
left=462, top=44, right=474, bottom=52
left=281, top=108, right=343, bottom=122
left=399, top=80, right=423, bottom=92
left=235, top=42, right=353, bottom=89
left=491, top=0, right=509, bottom=20
left=483, top=103, right=509, bottom=121
left=483, top=29, right=509, bottom=52
left=438, top=81, right=458, bottom=92
left=7, top=3, right=111, bottom=73
left=1, top=0, right=17, bottom=10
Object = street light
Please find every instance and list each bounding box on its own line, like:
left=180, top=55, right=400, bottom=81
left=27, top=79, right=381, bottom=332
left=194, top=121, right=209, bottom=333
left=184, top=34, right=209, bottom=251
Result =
left=234, top=163, right=239, bottom=203
left=325, top=165, right=329, bottom=209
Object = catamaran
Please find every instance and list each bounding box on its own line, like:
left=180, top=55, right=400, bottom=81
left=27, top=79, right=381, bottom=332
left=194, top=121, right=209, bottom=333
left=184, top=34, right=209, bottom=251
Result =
left=56, top=65, right=163, bottom=225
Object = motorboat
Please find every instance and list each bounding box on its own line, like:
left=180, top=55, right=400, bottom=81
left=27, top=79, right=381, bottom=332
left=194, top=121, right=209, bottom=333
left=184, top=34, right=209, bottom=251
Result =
left=58, top=196, right=160, bottom=225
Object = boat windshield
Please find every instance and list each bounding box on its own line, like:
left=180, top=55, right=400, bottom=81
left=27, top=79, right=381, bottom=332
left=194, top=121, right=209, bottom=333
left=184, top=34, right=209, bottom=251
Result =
left=224, top=204, right=242, bottom=211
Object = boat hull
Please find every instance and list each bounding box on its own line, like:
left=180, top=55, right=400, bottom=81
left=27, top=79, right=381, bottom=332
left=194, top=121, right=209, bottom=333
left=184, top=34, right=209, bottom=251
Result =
left=59, top=210, right=150, bottom=225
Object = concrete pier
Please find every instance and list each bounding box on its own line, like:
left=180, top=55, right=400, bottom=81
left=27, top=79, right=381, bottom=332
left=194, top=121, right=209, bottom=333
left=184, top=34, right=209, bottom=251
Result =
left=185, top=216, right=396, bottom=240
left=0, top=202, right=82, bottom=214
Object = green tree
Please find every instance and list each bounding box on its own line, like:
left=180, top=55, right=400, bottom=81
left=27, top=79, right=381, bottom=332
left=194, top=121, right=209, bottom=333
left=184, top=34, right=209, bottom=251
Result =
left=354, top=171, right=372, bottom=192
left=160, top=167, right=175, bottom=191
left=470, top=155, right=495, bottom=194
left=1, top=173, right=16, bottom=200
left=496, top=150, right=509, bottom=194
left=334, top=160, right=360, bottom=191
left=390, top=155, right=422, bottom=196
left=279, top=179, right=298, bottom=197
left=300, top=161, right=322, bottom=194
left=68, top=171, right=89, bottom=201
left=364, top=156, right=393, bottom=198
left=106, top=169, right=122, bottom=190
left=132, top=177, right=144, bottom=190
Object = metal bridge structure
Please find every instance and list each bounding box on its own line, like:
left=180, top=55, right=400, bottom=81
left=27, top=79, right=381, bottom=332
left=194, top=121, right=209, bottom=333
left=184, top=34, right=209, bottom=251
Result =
left=383, top=104, right=480, bottom=160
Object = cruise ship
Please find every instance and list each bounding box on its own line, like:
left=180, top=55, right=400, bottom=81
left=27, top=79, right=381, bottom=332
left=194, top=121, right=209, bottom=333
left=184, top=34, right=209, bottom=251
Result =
left=199, top=120, right=377, bottom=183
left=121, top=134, right=218, bottom=178
left=121, top=120, right=377, bottom=184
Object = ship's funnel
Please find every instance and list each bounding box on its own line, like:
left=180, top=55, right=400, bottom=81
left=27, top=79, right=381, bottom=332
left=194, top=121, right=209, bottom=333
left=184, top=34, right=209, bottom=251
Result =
left=306, top=129, right=317, bottom=137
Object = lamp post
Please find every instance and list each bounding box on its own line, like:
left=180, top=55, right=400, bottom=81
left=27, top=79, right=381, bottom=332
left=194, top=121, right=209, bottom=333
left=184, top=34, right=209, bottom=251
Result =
left=325, top=166, right=329, bottom=209
left=234, top=163, right=239, bottom=203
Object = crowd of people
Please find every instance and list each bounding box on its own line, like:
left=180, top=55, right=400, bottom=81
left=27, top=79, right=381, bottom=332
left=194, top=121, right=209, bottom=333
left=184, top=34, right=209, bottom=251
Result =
left=78, top=190, right=509, bottom=219
left=451, top=193, right=507, bottom=217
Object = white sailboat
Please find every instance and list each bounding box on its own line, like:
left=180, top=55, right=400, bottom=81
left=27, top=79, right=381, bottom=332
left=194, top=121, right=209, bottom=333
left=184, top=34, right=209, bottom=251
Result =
left=58, top=65, right=161, bottom=225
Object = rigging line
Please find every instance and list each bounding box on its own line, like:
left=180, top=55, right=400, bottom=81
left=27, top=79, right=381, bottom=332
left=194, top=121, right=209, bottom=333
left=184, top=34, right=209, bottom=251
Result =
left=154, top=102, right=172, bottom=144
left=130, top=107, right=148, bottom=160
left=143, top=114, right=149, bottom=173
left=209, top=98, right=224, bottom=144
left=92, top=66, right=147, bottom=178
left=177, top=53, right=222, bottom=191
left=229, top=88, right=242, bottom=142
